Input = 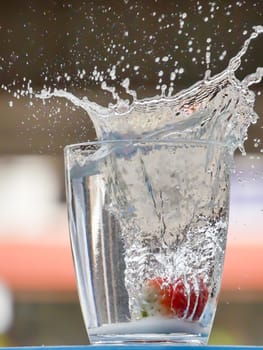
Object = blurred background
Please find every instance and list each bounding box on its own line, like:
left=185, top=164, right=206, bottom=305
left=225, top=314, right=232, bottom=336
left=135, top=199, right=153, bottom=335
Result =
left=0, top=0, right=262, bottom=346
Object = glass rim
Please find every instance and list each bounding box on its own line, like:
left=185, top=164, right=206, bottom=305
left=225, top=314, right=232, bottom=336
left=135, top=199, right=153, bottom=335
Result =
left=64, top=138, right=230, bottom=152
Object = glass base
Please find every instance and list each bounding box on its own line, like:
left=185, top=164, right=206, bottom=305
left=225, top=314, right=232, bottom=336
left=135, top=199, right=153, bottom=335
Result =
left=90, top=333, right=208, bottom=345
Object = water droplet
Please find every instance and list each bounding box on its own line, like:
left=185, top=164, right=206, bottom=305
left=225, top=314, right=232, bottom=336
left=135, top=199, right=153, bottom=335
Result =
left=170, top=72, right=176, bottom=81
left=178, top=67, right=184, bottom=74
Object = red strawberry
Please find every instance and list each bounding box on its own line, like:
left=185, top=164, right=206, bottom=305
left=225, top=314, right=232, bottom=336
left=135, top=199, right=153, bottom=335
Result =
left=193, top=277, right=209, bottom=321
left=147, top=277, right=173, bottom=311
left=141, top=275, right=209, bottom=321
left=171, top=277, right=208, bottom=320
left=187, top=280, right=198, bottom=318
left=171, top=279, right=188, bottom=318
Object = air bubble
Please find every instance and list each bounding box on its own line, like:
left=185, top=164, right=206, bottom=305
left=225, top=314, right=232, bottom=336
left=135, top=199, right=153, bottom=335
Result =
left=162, top=56, right=169, bottom=62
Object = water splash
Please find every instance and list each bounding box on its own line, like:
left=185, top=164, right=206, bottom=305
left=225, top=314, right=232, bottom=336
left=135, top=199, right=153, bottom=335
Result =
left=37, top=26, right=263, bottom=154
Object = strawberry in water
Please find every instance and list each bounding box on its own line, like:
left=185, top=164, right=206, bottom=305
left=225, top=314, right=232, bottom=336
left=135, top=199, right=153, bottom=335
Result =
left=193, top=277, right=209, bottom=320
left=170, top=278, right=188, bottom=318
left=171, top=276, right=209, bottom=320
left=141, top=277, right=174, bottom=317
left=147, top=278, right=173, bottom=312
left=141, top=275, right=209, bottom=321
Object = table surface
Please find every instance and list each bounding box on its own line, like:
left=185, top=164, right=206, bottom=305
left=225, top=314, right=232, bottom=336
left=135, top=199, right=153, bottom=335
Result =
left=1, top=346, right=262, bottom=350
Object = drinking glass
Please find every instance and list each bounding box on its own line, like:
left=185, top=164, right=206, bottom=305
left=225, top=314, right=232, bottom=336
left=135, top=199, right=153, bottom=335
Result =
left=64, top=139, right=231, bottom=344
